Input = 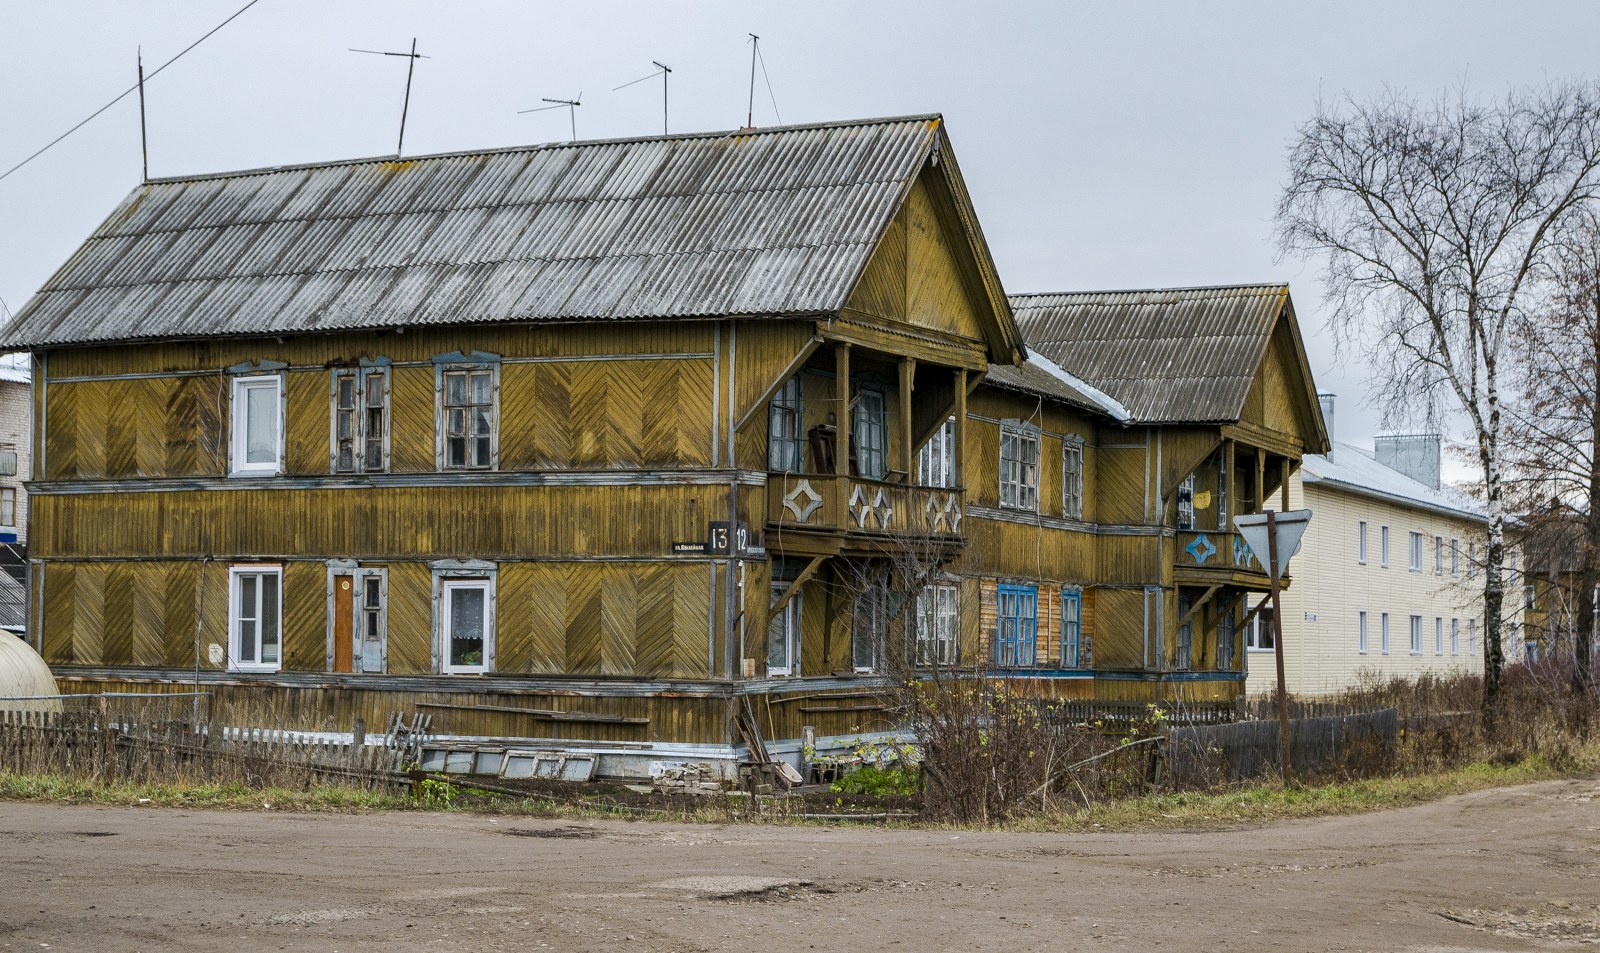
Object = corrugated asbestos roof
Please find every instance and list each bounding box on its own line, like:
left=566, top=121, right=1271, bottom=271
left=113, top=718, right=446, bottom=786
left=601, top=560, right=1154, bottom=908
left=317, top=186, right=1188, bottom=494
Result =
left=1008, top=284, right=1291, bottom=424
left=2, top=116, right=954, bottom=349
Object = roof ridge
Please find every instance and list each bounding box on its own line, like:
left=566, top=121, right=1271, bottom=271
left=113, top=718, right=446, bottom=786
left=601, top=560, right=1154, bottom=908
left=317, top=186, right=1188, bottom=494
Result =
left=1010, top=282, right=1289, bottom=301
left=141, top=114, right=945, bottom=186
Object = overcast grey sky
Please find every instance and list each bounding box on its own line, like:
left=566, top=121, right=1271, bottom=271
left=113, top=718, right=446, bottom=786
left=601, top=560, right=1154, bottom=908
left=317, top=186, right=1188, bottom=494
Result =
left=3, top=1, right=1598, bottom=459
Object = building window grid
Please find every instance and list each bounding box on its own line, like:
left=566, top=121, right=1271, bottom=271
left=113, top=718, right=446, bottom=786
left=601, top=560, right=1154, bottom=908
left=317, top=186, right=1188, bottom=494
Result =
left=1381, top=612, right=1391, bottom=655
left=442, top=367, right=494, bottom=469
left=0, top=487, right=14, bottom=527
left=768, top=588, right=802, bottom=677
left=852, top=579, right=888, bottom=674
left=1409, top=614, right=1423, bottom=654
left=915, top=585, right=958, bottom=666
left=999, top=425, right=1040, bottom=512
left=1217, top=595, right=1236, bottom=671
left=440, top=578, right=493, bottom=674
left=995, top=584, right=1038, bottom=667
left=1409, top=532, right=1423, bottom=572
left=917, top=417, right=957, bottom=488
left=1176, top=474, right=1196, bottom=530
left=1246, top=607, right=1275, bottom=651
left=332, top=367, right=388, bottom=473
left=230, top=374, right=282, bottom=476
left=229, top=566, right=281, bottom=671
left=1175, top=591, right=1193, bottom=671
left=767, top=376, right=804, bottom=472
left=1062, top=588, right=1085, bottom=668
left=1451, top=618, right=1461, bottom=656
left=1434, top=536, right=1444, bottom=575
left=852, top=388, right=888, bottom=480
left=1451, top=539, right=1460, bottom=576
left=1381, top=526, right=1391, bottom=567
left=1358, top=521, right=1368, bottom=564
left=1358, top=610, right=1369, bottom=654
left=1435, top=617, right=1444, bottom=655
left=1062, top=441, right=1085, bottom=519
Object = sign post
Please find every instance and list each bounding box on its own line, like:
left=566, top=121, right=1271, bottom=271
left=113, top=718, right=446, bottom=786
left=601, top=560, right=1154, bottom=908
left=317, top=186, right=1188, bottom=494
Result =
left=1234, top=508, right=1312, bottom=782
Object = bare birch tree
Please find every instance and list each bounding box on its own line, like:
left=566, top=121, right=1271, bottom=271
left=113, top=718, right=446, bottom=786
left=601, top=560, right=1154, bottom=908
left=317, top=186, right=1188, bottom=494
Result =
left=1275, top=83, right=1600, bottom=729
left=1505, top=213, right=1600, bottom=698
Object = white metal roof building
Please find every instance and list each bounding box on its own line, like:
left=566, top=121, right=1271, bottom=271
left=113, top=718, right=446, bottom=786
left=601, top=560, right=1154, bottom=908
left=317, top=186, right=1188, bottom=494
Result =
left=1246, top=396, right=1509, bottom=696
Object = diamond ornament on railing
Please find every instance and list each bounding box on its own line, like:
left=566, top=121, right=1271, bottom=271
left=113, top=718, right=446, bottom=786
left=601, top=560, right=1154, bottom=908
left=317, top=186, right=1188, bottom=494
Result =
left=781, top=479, right=824, bottom=522
left=1185, top=533, right=1217, bottom=564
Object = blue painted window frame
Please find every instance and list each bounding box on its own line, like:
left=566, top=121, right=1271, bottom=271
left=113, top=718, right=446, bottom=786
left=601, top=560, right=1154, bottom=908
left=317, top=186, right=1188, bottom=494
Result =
left=995, top=583, right=1037, bottom=667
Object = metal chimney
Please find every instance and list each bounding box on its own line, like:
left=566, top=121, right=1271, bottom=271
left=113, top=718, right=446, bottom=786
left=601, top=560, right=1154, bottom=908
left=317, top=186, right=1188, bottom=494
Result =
left=1317, top=392, right=1335, bottom=460
left=1374, top=433, right=1442, bottom=489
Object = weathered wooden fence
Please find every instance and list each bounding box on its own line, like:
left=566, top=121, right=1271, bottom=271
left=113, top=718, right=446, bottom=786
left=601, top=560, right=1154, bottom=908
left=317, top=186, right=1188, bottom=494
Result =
left=1047, top=698, right=1238, bottom=727
left=0, top=704, right=415, bottom=791
left=1168, top=708, right=1399, bottom=784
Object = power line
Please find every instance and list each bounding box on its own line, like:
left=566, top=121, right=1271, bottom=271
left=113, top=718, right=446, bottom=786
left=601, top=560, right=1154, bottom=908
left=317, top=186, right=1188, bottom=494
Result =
left=0, top=0, right=268, bottom=185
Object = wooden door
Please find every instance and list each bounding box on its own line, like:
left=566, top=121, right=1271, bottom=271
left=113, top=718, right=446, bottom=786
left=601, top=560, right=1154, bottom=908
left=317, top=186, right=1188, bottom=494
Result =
left=333, top=575, right=354, bottom=673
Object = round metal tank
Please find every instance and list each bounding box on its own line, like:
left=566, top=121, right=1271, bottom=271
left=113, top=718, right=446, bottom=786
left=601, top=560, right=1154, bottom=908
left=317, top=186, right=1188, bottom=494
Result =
left=0, top=635, right=62, bottom=714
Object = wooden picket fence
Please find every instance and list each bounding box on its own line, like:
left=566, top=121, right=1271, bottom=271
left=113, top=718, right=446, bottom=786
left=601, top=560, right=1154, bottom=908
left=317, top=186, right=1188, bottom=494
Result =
left=1167, top=707, right=1399, bottom=784
left=0, top=704, right=415, bottom=792
left=1047, top=697, right=1239, bottom=727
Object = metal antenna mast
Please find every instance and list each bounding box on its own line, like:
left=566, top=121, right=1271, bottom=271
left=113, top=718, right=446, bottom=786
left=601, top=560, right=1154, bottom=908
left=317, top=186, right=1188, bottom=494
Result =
left=746, top=34, right=758, bottom=128
left=519, top=94, right=583, bottom=141
left=137, top=47, right=149, bottom=181
left=613, top=61, right=673, bottom=135
left=350, top=38, right=429, bottom=156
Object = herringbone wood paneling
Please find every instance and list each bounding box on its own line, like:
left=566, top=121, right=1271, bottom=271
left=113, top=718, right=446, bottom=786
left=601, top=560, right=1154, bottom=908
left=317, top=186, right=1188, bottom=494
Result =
left=163, top=563, right=199, bottom=668
left=72, top=563, right=106, bottom=665
left=102, top=563, right=136, bottom=665
left=495, top=564, right=562, bottom=674
left=599, top=565, right=636, bottom=676
left=634, top=565, right=676, bottom=677
left=127, top=563, right=165, bottom=666
left=44, top=381, right=79, bottom=480
left=41, top=564, right=75, bottom=663
left=564, top=568, right=602, bottom=675
left=282, top=561, right=325, bottom=671
left=388, top=366, right=435, bottom=473
left=384, top=562, right=433, bottom=674
left=284, top=370, right=328, bottom=475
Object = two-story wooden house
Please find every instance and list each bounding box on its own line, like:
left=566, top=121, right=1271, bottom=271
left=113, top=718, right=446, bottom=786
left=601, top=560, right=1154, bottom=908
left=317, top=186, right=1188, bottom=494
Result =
left=955, top=286, right=1330, bottom=706
left=2, top=116, right=1032, bottom=773
left=4, top=115, right=1328, bottom=775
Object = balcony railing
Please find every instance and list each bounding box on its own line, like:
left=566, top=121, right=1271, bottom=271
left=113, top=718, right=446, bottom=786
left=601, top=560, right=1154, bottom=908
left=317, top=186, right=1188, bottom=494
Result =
left=766, top=474, right=964, bottom=539
left=1176, top=529, right=1276, bottom=581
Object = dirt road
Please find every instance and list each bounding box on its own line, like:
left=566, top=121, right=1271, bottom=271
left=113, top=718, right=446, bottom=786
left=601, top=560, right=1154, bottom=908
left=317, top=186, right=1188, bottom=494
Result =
left=2, top=778, right=1597, bottom=952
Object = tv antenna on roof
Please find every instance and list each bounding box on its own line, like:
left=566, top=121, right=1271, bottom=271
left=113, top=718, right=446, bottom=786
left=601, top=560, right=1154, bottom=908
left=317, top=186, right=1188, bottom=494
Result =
left=349, top=38, right=429, bottom=156
left=519, top=94, right=583, bottom=142
left=746, top=34, right=781, bottom=128
left=613, top=61, right=672, bottom=135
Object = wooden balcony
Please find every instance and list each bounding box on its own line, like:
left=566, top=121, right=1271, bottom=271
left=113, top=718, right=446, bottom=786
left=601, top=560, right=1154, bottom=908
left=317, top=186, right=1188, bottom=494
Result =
left=1174, top=529, right=1285, bottom=590
left=764, top=473, right=965, bottom=555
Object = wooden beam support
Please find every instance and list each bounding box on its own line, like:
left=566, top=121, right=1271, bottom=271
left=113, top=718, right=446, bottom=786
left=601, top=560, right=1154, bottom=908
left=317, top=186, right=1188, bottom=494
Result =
left=1255, top=446, right=1266, bottom=514
left=1280, top=455, right=1291, bottom=510
left=953, top=367, right=967, bottom=488
left=834, top=343, right=852, bottom=479
left=1240, top=593, right=1273, bottom=631
left=732, top=336, right=823, bottom=433
left=769, top=555, right=826, bottom=621
left=1176, top=585, right=1221, bottom=633
left=899, top=356, right=916, bottom=478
